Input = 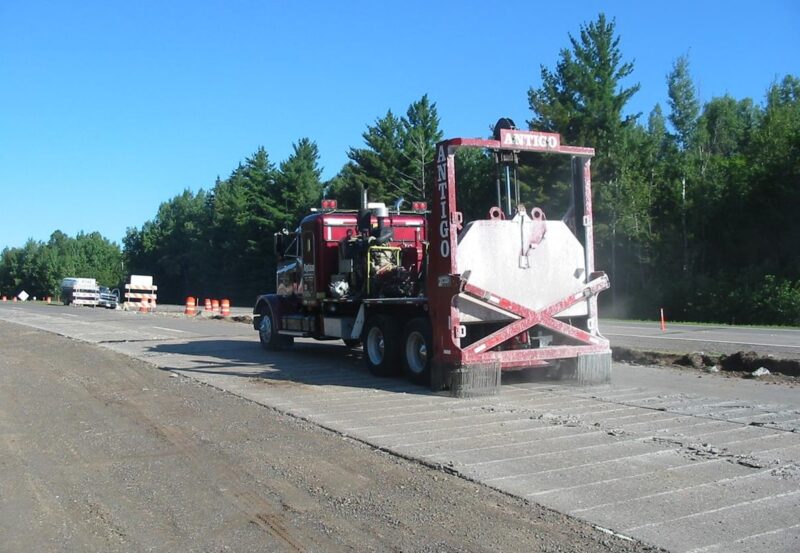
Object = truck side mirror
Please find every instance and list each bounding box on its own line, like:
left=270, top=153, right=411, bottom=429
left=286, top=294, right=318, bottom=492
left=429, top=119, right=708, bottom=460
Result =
left=275, top=231, right=290, bottom=258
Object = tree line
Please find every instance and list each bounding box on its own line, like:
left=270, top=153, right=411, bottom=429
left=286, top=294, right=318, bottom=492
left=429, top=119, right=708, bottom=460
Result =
left=2, top=13, right=798, bottom=324
left=0, top=231, right=123, bottom=298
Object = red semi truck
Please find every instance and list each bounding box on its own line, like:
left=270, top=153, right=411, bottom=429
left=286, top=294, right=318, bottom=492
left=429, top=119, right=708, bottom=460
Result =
left=253, top=120, right=611, bottom=397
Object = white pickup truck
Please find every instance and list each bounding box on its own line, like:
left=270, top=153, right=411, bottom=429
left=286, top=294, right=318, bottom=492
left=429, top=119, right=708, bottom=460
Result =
left=98, top=286, right=120, bottom=309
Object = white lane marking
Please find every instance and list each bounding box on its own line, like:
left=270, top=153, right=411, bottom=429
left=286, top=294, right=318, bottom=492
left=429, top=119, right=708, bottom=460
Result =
left=624, top=489, right=800, bottom=532
left=604, top=332, right=800, bottom=349
left=152, top=326, right=187, bottom=333
left=685, top=522, right=800, bottom=553
left=60, top=313, right=79, bottom=318
left=605, top=322, right=800, bottom=334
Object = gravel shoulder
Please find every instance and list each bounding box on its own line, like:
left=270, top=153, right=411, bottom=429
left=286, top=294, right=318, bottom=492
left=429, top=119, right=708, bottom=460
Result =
left=0, top=321, right=660, bottom=552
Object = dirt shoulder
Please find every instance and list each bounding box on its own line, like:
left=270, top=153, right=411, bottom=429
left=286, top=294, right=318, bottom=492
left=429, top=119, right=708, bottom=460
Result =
left=613, top=346, right=800, bottom=385
left=0, top=322, right=661, bottom=553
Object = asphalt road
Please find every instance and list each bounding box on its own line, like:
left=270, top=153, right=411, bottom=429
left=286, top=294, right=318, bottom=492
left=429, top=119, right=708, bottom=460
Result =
left=2, top=301, right=800, bottom=552
left=600, top=320, right=800, bottom=360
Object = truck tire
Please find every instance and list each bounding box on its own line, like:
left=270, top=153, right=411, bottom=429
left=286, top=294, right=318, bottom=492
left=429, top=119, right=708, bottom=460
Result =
left=402, top=317, right=432, bottom=386
left=258, top=305, right=293, bottom=350
left=363, top=314, right=401, bottom=377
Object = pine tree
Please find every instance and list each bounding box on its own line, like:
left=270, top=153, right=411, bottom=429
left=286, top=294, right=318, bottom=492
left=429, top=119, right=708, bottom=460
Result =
left=401, top=94, right=443, bottom=200
left=276, top=138, right=323, bottom=224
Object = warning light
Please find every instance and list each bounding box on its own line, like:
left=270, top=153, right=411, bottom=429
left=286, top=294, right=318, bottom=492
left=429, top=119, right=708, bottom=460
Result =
left=321, top=199, right=338, bottom=210
left=412, top=201, right=427, bottom=212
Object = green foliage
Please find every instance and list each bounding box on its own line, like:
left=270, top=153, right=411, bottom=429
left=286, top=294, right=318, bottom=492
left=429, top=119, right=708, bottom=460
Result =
left=276, top=138, right=323, bottom=224
left=454, top=148, right=495, bottom=221
left=667, top=55, right=700, bottom=152
left=528, top=12, right=639, bottom=172
left=752, top=276, right=800, bottom=325
left=122, top=140, right=324, bottom=304
left=0, top=232, right=123, bottom=298
left=331, top=94, right=443, bottom=206
left=523, top=14, right=799, bottom=325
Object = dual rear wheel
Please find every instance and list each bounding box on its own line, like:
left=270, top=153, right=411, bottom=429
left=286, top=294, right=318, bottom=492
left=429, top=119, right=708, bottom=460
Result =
left=363, top=315, right=432, bottom=386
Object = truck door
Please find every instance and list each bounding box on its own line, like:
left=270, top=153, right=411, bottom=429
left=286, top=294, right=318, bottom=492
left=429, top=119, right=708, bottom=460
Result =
left=302, top=230, right=316, bottom=302
left=276, top=232, right=301, bottom=297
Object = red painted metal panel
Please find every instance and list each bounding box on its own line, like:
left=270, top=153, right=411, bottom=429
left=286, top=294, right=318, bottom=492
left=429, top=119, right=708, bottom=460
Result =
left=426, top=132, right=607, bottom=383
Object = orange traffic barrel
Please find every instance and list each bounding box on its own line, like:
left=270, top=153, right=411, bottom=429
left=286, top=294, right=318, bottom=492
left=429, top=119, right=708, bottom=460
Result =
left=1, top=296, right=6, bottom=302
left=13, top=297, right=17, bottom=302
left=46, top=296, right=52, bottom=304
left=211, top=299, right=220, bottom=314
left=221, top=299, right=231, bottom=317
left=139, top=298, right=149, bottom=313
left=204, top=298, right=212, bottom=313
left=185, top=296, right=196, bottom=316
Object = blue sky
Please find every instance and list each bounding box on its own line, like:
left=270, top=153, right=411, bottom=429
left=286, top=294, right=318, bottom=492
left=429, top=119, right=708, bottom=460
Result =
left=1, top=1, right=798, bottom=251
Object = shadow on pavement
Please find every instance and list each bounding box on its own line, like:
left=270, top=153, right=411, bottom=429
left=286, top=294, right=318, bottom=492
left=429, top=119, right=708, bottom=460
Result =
left=146, top=338, right=436, bottom=396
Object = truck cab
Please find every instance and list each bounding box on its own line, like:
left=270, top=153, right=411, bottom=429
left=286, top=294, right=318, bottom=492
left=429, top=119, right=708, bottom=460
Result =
left=254, top=201, right=428, bottom=353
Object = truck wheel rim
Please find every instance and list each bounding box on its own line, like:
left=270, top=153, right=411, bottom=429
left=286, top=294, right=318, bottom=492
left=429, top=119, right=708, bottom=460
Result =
left=259, top=315, right=272, bottom=342
left=405, top=331, right=427, bottom=374
left=366, top=327, right=385, bottom=365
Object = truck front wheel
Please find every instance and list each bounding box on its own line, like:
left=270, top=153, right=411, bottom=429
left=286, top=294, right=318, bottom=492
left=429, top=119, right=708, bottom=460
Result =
left=402, top=318, right=432, bottom=386
left=258, top=305, right=293, bottom=350
left=363, top=314, right=401, bottom=377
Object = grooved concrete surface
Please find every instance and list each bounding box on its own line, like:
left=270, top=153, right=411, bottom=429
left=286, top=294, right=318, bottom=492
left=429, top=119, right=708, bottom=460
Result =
left=2, top=303, right=800, bottom=553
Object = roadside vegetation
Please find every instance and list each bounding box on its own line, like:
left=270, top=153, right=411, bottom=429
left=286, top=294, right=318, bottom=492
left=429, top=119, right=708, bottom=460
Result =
left=1, top=13, right=797, bottom=325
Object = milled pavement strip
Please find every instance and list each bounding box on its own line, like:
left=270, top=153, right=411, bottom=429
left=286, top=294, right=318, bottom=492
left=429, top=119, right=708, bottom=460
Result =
left=628, top=494, right=800, bottom=552
left=416, top=425, right=599, bottom=456
left=685, top=522, right=800, bottom=553
left=479, top=441, right=674, bottom=481
left=2, top=306, right=799, bottom=553
left=571, top=468, right=775, bottom=514
left=526, top=457, right=728, bottom=497
left=626, top=488, right=800, bottom=532
left=540, top=463, right=757, bottom=514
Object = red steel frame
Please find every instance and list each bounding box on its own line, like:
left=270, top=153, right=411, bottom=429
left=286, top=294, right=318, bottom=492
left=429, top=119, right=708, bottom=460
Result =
left=427, top=130, right=610, bottom=383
